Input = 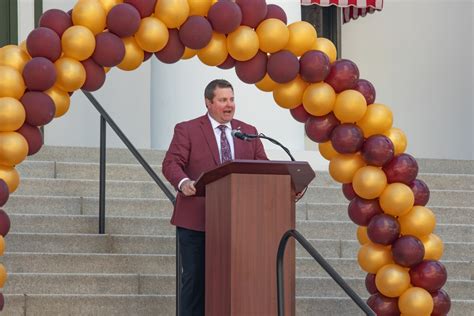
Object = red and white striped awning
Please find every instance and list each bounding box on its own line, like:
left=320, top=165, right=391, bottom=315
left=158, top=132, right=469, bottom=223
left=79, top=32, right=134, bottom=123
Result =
left=301, top=0, right=384, bottom=23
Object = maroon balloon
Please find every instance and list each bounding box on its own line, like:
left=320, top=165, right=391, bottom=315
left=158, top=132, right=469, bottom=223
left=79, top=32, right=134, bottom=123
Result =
left=0, top=180, right=9, bottom=207
left=217, top=55, right=236, bottom=70
left=383, top=153, right=419, bottom=185
left=0, top=292, right=3, bottom=311
left=22, top=57, right=57, bottom=91
left=367, top=214, right=400, bottom=245
left=365, top=273, right=378, bottom=294
left=124, top=0, right=157, bottom=18
left=330, top=123, right=364, bottom=154
left=367, top=293, right=400, bottom=316
left=264, top=4, right=287, bottom=24
left=81, top=58, right=106, bottom=91
left=20, top=91, right=55, bottom=126
left=236, top=0, right=267, bottom=28
left=324, top=59, right=359, bottom=93
left=348, top=197, right=382, bottom=226
left=290, top=105, right=311, bottom=123
left=354, top=79, right=376, bottom=105
left=106, top=3, right=141, bottom=37
left=0, top=209, right=11, bottom=237
left=299, top=50, right=330, bottom=83
left=342, top=183, right=357, bottom=201
left=235, top=51, right=267, bottom=84
left=26, top=27, right=61, bottom=61
left=92, top=32, right=126, bottom=67
left=431, top=289, right=451, bottom=316
left=409, top=179, right=430, bottom=206
left=361, top=135, right=394, bottom=167
left=143, top=51, right=152, bottom=62
left=39, top=9, right=72, bottom=37
left=305, top=112, right=340, bottom=143
left=17, top=123, right=43, bottom=156
left=410, top=260, right=447, bottom=292
left=154, top=29, right=185, bottom=64
left=179, top=16, right=213, bottom=50
left=267, top=50, right=299, bottom=84
left=392, top=235, right=425, bottom=267
left=207, top=0, right=242, bottom=34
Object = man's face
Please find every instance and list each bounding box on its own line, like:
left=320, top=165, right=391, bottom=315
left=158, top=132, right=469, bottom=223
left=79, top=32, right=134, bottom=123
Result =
left=206, top=87, right=235, bottom=124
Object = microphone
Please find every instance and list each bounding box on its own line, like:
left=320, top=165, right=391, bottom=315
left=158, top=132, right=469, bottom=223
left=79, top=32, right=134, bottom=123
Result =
left=231, top=129, right=295, bottom=161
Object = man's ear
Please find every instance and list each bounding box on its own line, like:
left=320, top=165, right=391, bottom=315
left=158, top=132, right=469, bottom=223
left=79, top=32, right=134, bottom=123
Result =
left=205, top=98, right=211, bottom=108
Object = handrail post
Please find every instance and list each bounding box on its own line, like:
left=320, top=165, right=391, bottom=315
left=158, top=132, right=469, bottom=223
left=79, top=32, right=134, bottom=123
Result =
left=99, top=115, right=106, bottom=234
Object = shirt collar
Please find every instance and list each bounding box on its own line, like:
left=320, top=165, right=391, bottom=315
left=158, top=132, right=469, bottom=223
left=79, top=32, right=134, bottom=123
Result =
left=207, top=113, right=232, bottom=130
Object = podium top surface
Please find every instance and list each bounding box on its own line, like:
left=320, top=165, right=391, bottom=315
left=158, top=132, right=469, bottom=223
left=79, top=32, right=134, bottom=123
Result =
left=194, top=160, right=315, bottom=196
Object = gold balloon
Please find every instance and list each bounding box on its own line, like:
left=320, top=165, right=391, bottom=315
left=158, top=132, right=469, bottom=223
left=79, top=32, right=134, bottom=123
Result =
left=188, top=0, right=212, bottom=16
left=383, top=127, right=408, bottom=155
left=285, top=21, right=317, bottom=57
left=62, top=25, right=96, bottom=61
left=256, top=18, right=289, bottom=53
left=357, top=226, right=370, bottom=245
left=0, top=263, right=7, bottom=288
left=54, top=57, right=87, bottom=92
left=357, top=103, right=393, bottom=137
left=256, top=73, right=278, bottom=92
left=135, top=17, right=169, bottom=53
left=117, top=37, right=144, bottom=71
left=399, top=206, right=436, bottom=238
left=380, top=183, right=415, bottom=216
left=0, top=235, right=4, bottom=255
left=375, top=264, right=411, bottom=298
left=0, top=65, right=26, bottom=100
left=0, top=97, right=26, bottom=132
left=352, top=166, right=388, bottom=199
left=19, top=40, right=31, bottom=58
left=72, top=0, right=107, bottom=35
left=155, top=0, right=190, bottom=28
left=197, top=32, right=228, bottom=66
left=329, top=153, right=365, bottom=184
left=318, top=141, right=338, bottom=161
left=0, top=44, right=31, bottom=73
left=273, top=76, right=308, bottom=109
left=0, top=165, right=20, bottom=192
left=182, top=47, right=197, bottom=60
left=420, top=233, right=443, bottom=261
left=227, top=26, right=260, bottom=61
left=357, top=242, right=393, bottom=274
left=399, top=287, right=434, bottom=316
left=45, top=86, right=71, bottom=118
left=0, top=132, right=29, bottom=166
left=311, top=37, right=337, bottom=63
left=334, top=90, right=367, bottom=123
left=99, top=0, right=122, bottom=14
left=302, top=82, right=336, bottom=116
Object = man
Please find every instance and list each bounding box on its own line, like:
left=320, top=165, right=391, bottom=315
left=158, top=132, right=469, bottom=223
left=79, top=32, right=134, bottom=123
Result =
left=162, top=79, right=268, bottom=315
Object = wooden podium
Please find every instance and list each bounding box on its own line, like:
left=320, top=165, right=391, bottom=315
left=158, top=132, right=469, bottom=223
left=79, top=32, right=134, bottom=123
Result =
left=195, top=160, right=315, bottom=316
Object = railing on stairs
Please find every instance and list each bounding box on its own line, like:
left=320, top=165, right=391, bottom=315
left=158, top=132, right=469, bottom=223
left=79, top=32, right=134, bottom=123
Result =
left=276, top=229, right=375, bottom=316
left=82, top=91, right=182, bottom=316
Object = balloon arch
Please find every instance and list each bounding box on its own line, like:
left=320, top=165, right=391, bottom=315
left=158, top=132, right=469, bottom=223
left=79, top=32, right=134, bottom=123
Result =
left=0, top=0, right=450, bottom=314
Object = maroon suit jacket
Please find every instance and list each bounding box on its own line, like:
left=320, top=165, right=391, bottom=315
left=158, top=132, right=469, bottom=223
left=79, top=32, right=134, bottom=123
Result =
left=162, top=115, right=268, bottom=231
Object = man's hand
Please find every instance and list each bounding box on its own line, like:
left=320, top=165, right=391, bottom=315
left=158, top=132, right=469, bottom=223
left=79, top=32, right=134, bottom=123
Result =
left=181, top=179, right=196, bottom=196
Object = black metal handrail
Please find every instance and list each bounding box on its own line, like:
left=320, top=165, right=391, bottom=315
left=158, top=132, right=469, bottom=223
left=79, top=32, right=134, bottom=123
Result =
left=81, top=90, right=181, bottom=315
left=277, top=229, right=375, bottom=316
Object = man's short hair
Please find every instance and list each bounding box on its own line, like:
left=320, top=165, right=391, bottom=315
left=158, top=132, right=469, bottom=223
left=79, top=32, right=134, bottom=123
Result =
left=204, top=79, right=233, bottom=101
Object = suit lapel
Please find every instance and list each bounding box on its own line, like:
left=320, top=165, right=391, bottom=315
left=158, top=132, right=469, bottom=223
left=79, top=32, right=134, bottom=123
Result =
left=200, top=115, right=220, bottom=165
left=231, top=120, right=243, bottom=159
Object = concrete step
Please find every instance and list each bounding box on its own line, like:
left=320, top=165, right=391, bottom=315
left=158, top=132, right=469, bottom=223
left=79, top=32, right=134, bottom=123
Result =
left=1, top=253, right=471, bottom=280
left=12, top=178, right=474, bottom=207
left=417, top=158, right=474, bottom=175
left=3, top=273, right=472, bottom=300
left=7, top=214, right=473, bottom=243
left=1, top=294, right=472, bottom=316
left=17, top=161, right=474, bottom=190
left=6, top=233, right=472, bottom=261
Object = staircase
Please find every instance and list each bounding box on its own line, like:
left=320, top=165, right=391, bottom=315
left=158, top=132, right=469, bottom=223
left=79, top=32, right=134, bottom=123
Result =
left=1, top=146, right=473, bottom=315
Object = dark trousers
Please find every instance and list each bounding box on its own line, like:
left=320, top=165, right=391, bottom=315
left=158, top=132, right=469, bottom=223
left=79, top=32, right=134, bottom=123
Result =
left=178, top=227, right=205, bottom=316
